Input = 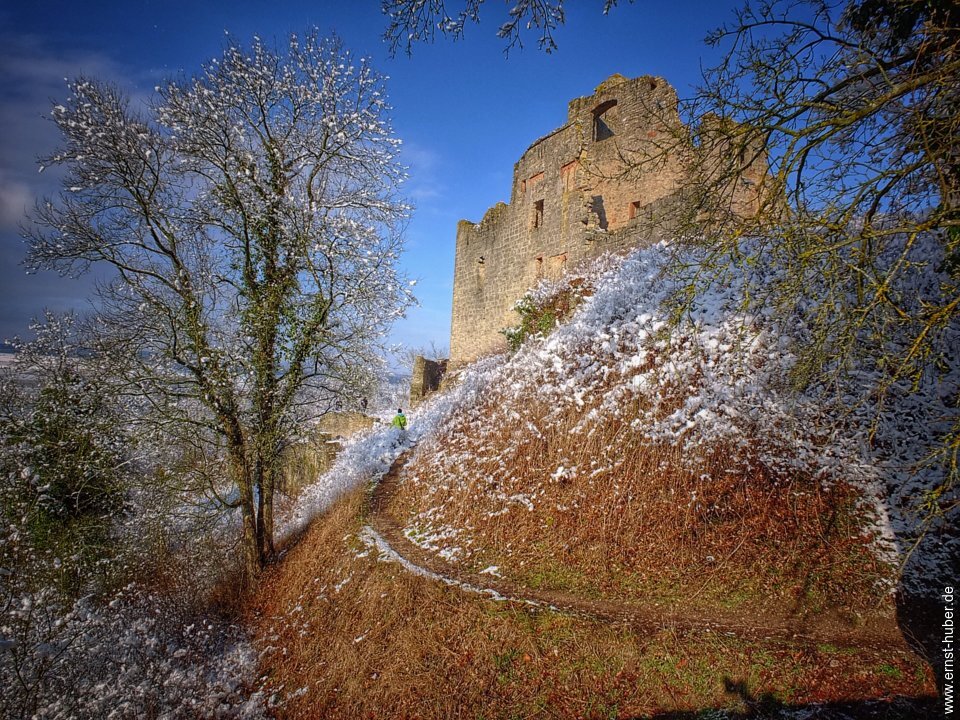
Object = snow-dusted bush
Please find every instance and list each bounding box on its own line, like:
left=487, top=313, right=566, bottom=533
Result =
left=0, top=583, right=262, bottom=719
left=0, top=317, right=265, bottom=718
left=502, top=253, right=622, bottom=352
left=0, top=315, right=133, bottom=600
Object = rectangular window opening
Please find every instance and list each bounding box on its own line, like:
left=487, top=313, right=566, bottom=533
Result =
left=547, top=253, right=567, bottom=280
left=533, top=199, right=544, bottom=229
left=593, top=100, right=618, bottom=142
left=560, top=160, right=577, bottom=192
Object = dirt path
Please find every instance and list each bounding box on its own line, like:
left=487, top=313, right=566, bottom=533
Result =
left=361, top=451, right=920, bottom=654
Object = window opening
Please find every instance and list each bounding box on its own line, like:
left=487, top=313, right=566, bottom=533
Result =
left=533, top=199, right=544, bottom=229
left=560, top=160, right=577, bottom=192
left=591, top=195, right=608, bottom=231
left=593, top=100, right=618, bottom=141
left=546, top=253, right=567, bottom=280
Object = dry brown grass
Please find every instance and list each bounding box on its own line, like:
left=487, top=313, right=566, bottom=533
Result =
left=392, top=355, right=891, bottom=620
left=247, top=263, right=933, bottom=716
left=248, top=488, right=934, bottom=719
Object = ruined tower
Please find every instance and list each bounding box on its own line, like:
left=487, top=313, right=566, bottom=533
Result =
left=448, top=74, right=766, bottom=367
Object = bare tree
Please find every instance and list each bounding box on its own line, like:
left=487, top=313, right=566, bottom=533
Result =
left=402, top=340, right=449, bottom=366
left=382, top=0, right=631, bottom=55
left=684, top=0, right=959, bottom=519
left=26, top=31, right=414, bottom=581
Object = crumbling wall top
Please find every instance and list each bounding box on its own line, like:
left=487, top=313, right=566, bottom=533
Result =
left=594, top=73, right=630, bottom=94
left=566, top=74, right=677, bottom=124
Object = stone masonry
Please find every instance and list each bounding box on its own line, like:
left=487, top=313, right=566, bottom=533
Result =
left=449, top=74, right=765, bottom=366
left=409, top=356, right=447, bottom=406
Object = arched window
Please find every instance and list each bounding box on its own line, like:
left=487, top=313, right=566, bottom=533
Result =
left=593, top=100, right=618, bottom=141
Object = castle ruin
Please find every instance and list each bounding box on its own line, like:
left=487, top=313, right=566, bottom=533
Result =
left=409, top=356, right=447, bottom=407
left=449, top=74, right=765, bottom=366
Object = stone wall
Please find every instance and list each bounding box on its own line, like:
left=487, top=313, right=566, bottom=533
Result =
left=279, top=412, right=377, bottom=495
left=315, top=411, right=376, bottom=439
left=449, top=74, right=765, bottom=366
left=410, top=356, right=447, bottom=406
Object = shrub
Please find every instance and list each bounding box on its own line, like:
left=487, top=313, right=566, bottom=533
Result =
left=502, top=283, right=586, bottom=352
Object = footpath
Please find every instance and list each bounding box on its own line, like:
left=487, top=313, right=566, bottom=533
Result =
left=361, top=451, right=920, bottom=655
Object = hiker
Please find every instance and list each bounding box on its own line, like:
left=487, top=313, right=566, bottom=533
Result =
left=391, top=408, right=407, bottom=431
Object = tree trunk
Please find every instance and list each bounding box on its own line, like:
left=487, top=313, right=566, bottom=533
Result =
left=255, top=454, right=266, bottom=566
left=263, top=461, right=276, bottom=559
left=223, top=419, right=261, bottom=587
left=232, top=452, right=260, bottom=585
left=252, top=444, right=278, bottom=563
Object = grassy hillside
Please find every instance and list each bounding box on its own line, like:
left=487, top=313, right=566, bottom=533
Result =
left=252, top=487, right=934, bottom=718
left=389, top=244, right=905, bottom=622
left=254, top=238, right=953, bottom=717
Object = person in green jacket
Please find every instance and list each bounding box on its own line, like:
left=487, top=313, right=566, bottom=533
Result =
left=391, top=408, right=407, bottom=431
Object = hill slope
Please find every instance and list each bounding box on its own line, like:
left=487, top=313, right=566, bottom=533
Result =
left=388, top=239, right=954, bottom=618
left=255, top=237, right=954, bottom=717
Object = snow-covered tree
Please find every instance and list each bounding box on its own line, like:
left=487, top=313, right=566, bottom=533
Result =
left=26, top=32, right=414, bottom=581
left=685, top=0, right=960, bottom=523
left=0, top=313, right=131, bottom=600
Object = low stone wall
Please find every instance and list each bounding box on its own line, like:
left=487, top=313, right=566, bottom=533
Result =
left=315, top=411, right=376, bottom=438
left=280, top=412, right=377, bottom=494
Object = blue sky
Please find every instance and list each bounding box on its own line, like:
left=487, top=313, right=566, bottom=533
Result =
left=0, top=0, right=740, bottom=355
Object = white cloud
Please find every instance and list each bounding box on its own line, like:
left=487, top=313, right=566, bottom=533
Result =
left=0, top=171, right=33, bottom=231
left=400, top=141, right=445, bottom=203
left=0, top=35, right=151, bottom=217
